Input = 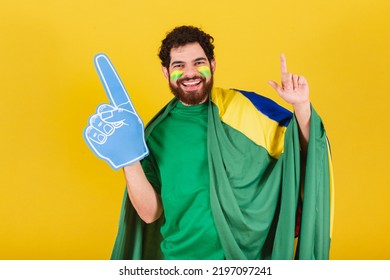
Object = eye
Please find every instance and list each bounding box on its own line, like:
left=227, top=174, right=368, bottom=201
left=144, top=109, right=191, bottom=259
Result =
left=172, top=63, right=183, bottom=69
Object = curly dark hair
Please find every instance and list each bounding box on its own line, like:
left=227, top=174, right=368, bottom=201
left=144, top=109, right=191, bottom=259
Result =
left=158, top=25, right=215, bottom=68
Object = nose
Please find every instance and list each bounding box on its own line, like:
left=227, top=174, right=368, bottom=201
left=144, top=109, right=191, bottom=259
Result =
left=182, top=65, right=199, bottom=78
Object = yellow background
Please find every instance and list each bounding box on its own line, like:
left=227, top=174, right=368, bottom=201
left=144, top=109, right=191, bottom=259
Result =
left=0, top=0, right=389, bottom=260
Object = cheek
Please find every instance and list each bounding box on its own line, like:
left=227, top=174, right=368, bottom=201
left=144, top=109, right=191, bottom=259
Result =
left=170, top=70, right=184, bottom=81
left=197, top=66, right=211, bottom=78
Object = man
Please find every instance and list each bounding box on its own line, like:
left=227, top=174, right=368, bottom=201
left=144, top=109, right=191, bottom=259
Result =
left=87, top=25, right=333, bottom=260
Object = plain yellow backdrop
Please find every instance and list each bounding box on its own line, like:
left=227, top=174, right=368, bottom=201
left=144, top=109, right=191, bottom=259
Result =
left=0, top=0, right=389, bottom=260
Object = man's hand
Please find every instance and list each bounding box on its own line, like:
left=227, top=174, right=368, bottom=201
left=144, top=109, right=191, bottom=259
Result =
left=268, top=54, right=310, bottom=107
left=268, top=54, right=311, bottom=153
left=84, top=54, right=149, bottom=170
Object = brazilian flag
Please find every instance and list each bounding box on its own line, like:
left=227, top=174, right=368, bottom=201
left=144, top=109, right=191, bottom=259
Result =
left=110, top=88, right=334, bottom=260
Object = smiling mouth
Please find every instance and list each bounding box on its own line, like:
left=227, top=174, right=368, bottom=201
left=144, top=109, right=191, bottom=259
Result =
left=182, top=80, right=201, bottom=87
left=179, top=76, right=204, bottom=90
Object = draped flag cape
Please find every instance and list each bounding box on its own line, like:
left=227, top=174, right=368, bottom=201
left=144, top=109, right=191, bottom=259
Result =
left=110, top=88, right=334, bottom=260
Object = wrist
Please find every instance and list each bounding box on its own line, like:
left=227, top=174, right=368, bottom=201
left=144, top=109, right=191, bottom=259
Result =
left=123, top=161, right=141, bottom=172
left=293, top=101, right=311, bottom=120
left=293, top=100, right=310, bottom=111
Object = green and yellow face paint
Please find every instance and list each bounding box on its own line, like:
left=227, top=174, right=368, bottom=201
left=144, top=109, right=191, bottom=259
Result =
left=197, top=66, right=211, bottom=77
left=170, top=66, right=211, bottom=80
left=170, top=70, right=184, bottom=81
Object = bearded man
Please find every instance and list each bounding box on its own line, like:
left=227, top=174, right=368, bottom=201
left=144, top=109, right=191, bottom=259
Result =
left=92, top=25, right=333, bottom=260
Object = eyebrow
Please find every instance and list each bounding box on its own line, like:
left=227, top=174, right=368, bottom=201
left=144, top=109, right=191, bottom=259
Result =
left=170, top=57, right=208, bottom=67
left=194, top=57, right=207, bottom=63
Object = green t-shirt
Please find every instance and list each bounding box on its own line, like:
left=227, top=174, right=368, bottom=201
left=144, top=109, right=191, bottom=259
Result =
left=142, top=101, right=224, bottom=260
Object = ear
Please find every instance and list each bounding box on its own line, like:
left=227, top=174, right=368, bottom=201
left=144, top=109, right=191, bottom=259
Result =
left=162, top=66, right=169, bottom=81
left=210, top=59, right=216, bottom=73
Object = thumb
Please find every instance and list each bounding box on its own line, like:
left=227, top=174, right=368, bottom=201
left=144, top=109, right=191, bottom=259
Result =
left=268, top=80, right=283, bottom=95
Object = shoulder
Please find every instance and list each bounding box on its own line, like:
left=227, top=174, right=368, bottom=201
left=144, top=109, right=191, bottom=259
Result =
left=210, top=88, right=293, bottom=158
left=211, top=87, right=293, bottom=126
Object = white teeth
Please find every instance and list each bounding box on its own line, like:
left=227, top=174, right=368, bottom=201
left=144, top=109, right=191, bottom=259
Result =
left=183, top=80, right=200, bottom=86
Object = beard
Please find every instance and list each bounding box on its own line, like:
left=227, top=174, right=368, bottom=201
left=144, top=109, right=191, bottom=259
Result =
left=169, top=74, right=213, bottom=106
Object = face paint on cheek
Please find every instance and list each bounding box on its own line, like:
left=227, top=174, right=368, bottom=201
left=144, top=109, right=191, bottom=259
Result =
left=170, top=70, right=184, bottom=81
left=197, top=66, right=211, bottom=77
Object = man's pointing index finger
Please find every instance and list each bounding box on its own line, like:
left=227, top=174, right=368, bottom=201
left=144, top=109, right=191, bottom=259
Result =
left=280, top=53, right=288, bottom=74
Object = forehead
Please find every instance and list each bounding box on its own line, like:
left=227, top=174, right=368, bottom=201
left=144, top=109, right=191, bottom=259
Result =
left=169, top=42, right=207, bottom=64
